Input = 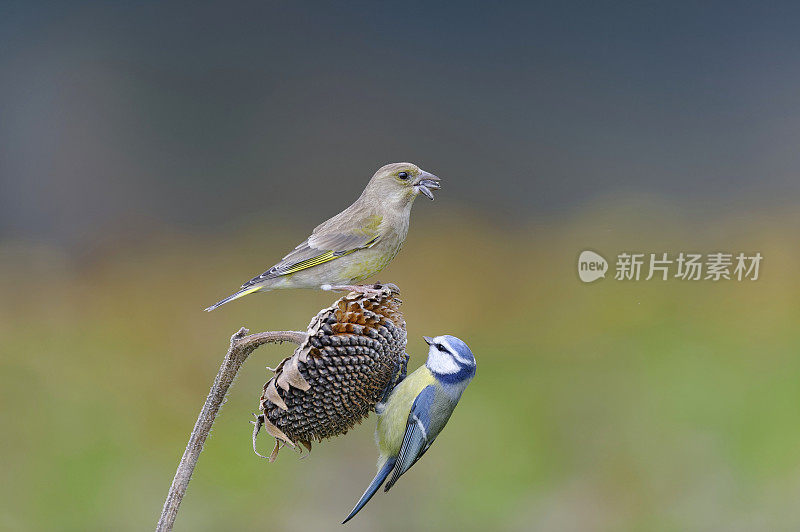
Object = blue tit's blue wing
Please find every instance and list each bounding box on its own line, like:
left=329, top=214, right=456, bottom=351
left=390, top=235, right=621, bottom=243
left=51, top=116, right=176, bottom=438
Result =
left=384, top=385, right=437, bottom=492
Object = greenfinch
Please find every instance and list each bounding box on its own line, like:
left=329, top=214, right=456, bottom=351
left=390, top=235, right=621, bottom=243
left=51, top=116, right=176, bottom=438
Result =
left=205, top=162, right=440, bottom=311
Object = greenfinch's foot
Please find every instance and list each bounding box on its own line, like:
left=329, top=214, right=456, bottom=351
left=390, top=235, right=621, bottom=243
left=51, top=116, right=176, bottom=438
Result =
left=321, top=283, right=386, bottom=295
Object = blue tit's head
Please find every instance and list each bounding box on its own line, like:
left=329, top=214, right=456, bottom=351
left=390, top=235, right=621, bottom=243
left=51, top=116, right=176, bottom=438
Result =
left=423, top=335, right=476, bottom=384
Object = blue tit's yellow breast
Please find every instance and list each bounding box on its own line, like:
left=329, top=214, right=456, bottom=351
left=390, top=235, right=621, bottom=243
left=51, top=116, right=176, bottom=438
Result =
left=376, top=366, right=436, bottom=460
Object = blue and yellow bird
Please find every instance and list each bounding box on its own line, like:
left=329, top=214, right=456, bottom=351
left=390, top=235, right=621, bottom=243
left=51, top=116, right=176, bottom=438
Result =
left=343, top=335, right=477, bottom=524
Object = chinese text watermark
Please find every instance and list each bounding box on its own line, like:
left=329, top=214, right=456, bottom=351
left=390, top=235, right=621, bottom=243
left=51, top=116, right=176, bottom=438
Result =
left=578, top=251, right=762, bottom=283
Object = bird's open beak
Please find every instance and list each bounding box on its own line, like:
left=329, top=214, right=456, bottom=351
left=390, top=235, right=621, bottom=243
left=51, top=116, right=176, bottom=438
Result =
left=423, top=336, right=434, bottom=345
left=413, top=171, right=441, bottom=200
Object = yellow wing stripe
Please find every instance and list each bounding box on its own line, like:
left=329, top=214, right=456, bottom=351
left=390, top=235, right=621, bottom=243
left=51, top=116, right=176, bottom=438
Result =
left=280, top=236, right=379, bottom=276
left=281, top=249, right=356, bottom=275
left=229, top=285, right=262, bottom=301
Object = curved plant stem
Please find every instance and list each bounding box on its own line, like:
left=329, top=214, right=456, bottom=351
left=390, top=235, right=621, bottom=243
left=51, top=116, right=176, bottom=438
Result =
left=155, top=328, right=306, bottom=532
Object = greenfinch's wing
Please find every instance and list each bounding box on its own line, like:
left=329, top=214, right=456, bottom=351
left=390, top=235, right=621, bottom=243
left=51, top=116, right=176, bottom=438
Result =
left=306, top=230, right=378, bottom=251
left=240, top=225, right=380, bottom=288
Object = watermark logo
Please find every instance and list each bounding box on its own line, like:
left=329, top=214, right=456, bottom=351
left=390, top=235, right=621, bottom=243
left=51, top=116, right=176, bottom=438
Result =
left=578, top=251, right=762, bottom=283
left=578, top=250, right=608, bottom=283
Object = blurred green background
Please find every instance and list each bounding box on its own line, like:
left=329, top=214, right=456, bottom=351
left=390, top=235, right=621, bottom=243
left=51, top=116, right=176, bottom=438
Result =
left=3, top=2, right=800, bottom=531
left=3, top=207, right=800, bottom=531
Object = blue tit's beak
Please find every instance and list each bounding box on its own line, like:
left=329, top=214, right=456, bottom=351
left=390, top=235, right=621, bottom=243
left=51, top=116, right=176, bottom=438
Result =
left=423, top=336, right=434, bottom=345
left=413, top=171, right=441, bottom=200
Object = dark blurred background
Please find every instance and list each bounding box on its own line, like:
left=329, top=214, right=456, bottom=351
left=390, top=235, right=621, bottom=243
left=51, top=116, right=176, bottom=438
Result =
left=2, top=2, right=800, bottom=531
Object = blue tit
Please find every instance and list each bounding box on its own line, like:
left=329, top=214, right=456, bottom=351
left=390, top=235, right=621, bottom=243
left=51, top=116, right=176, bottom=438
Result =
left=342, top=335, right=476, bottom=524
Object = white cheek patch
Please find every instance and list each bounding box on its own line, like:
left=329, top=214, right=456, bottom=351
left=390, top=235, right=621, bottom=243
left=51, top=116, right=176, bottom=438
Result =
left=427, top=350, right=461, bottom=375
left=451, top=352, right=473, bottom=366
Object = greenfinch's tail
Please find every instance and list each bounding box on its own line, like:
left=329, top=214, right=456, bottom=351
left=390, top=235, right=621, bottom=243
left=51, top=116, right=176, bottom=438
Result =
left=204, top=285, right=262, bottom=312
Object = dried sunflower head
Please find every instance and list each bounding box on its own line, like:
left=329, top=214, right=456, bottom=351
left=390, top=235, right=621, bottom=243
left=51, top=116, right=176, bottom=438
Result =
left=254, top=283, right=408, bottom=461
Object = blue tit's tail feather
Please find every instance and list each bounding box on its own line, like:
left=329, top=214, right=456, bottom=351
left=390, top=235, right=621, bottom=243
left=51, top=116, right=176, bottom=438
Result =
left=342, top=457, right=396, bottom=524
left=204, top=286, right=262, bottom=312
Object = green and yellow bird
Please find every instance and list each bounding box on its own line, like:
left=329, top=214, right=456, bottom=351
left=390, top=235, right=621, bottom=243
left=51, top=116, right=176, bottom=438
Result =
left=204, top=162, right=441, bottom=311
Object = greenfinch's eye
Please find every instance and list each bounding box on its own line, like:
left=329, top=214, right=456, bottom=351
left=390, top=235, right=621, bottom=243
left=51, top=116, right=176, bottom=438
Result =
left=397, top=171, right=409, bottom=180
